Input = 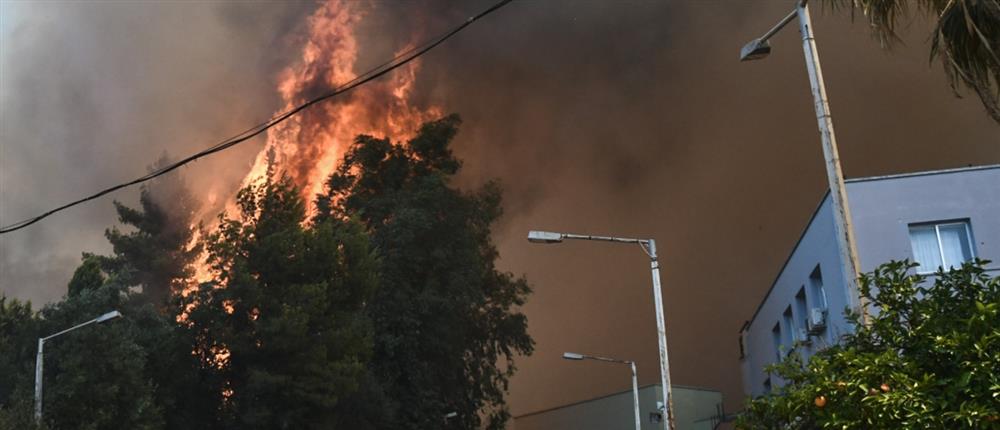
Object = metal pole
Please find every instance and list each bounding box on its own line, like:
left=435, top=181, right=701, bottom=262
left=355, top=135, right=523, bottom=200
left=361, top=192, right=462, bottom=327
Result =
left=34, top=338, right=43, bottom=423
left=795, top=2, right=868, bottom=323
left=630, top=361, right=641, bottom=430
left=647, top=239, right=675, bottom=430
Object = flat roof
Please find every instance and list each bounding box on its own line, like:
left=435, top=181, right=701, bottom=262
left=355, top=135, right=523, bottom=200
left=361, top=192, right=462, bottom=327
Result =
left=743, top=163, right=1000, bottom=329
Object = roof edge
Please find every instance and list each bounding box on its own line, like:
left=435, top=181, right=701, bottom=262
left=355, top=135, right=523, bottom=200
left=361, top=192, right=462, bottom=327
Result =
left=745, top=190, right=831, bottom=328
left=744, top=163, right=1000, bottom=330
left=846, top=163, right=1000, bottom=184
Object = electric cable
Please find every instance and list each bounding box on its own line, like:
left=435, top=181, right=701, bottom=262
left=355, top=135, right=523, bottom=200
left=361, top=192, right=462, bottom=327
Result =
left=0, top=0, right=514, bottom=234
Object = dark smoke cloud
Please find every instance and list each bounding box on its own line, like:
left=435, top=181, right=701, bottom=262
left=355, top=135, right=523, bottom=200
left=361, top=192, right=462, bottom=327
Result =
left=0, top=1, right=315, bottom=305
left=2, top=0, right=998, bottom=421
left=409, top=0, right=1000, bottom=417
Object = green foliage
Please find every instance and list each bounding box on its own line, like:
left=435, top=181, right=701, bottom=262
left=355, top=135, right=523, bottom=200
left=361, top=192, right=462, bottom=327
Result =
left=317, top=114, right=534, bottom=430
left=0, top=295, right=40, bottom=422
left=182, top=173, right=379, bottom=429
left=1, top=163, right=209, bottom=430
left=830, top=0, right=1000, bottom=124
left=100, top=155, right=200, bottom=307
left=67, top=256, right=106, bottom=297
left=1, top=118, right=532, bottom=429
left=1, top=269, right=165, bottom=430
left=37, top=278, right=164, bottom=430
left=739, top=260, right=1000, bottom=429
left=0, top=387, right=46, bottom=430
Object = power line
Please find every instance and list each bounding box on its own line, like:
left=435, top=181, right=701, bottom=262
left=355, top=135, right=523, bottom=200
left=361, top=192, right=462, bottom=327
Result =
left=0, top=0, right=514, bottom=235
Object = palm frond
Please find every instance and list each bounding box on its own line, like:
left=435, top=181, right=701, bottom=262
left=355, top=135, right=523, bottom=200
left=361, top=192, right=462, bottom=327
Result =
left=931, top=0, right=1000, bottom=121
left=828, top=0, right=1000, bottom=124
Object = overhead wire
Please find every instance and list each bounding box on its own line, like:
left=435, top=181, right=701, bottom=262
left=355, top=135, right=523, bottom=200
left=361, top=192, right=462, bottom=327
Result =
left=0, top=0, right=514, bottom=234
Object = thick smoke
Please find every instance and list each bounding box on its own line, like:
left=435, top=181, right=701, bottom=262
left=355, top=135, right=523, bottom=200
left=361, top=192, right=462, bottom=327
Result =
left=0, top=2, right=312, bottom=304
left=407, top=0, right=1000, bottom=417
left=2, top=0, right=998, bottom=420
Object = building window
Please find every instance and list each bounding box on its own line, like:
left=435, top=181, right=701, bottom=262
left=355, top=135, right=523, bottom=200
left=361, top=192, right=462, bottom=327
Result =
left=771, top=323, right=782, bottom=362
left=809, top=265, right=827, bottom=309
left=909, top=220, right=975, bottom=273
left=738, top=333, right=746, bottom=359
left=795, top=288, right=808, bottom=336
left=782, top=307, right=794, bottom=348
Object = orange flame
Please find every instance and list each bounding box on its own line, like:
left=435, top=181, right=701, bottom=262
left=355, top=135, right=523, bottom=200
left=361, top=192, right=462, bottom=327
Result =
left=242, top=1, right=438, bottom=217
left=191, top=1, right=438, bottom=286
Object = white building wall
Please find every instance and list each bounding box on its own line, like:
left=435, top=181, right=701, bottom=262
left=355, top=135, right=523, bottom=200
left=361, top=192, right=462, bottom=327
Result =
left=740, top=165, right=1000, bottom=398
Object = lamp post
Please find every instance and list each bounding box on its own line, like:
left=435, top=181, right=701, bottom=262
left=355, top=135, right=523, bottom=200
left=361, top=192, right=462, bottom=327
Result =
left=563, top=352, right=641, bottom=430
left=35, top=310, right=122, bottom=423
left=740, top=0, right=867, bottom=322
left=528, top=230, right=674, bottom=430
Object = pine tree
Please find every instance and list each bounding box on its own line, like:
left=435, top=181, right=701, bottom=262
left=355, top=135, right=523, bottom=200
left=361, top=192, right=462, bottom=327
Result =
left=183, top=174, right=379, bottom=429
left=101, top=155, right=200, bottom=307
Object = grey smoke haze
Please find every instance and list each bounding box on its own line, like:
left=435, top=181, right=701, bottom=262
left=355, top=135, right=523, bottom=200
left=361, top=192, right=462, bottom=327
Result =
left=2, top=0, right=998, bottom=421
left=1, top=1, right=313, bottom=305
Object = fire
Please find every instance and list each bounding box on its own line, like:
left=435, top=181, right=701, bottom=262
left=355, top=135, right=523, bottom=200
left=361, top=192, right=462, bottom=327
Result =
left=172, top=1, right=442, bottom=395
left=190, top=1, right=438, bottom=286
left=240, top=1, right=438, bottom=217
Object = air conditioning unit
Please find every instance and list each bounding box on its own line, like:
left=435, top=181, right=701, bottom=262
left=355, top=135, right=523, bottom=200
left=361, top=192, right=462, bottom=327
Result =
left=807, top=308, right=827, bottom=335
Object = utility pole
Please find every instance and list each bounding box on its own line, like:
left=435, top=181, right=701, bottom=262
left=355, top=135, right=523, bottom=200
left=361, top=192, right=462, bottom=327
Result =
left=740, top=0, right=867, bottom=322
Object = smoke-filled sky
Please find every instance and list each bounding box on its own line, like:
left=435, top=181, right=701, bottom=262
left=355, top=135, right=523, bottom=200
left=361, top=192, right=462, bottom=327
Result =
left=2, top=0, right=998, bottom=420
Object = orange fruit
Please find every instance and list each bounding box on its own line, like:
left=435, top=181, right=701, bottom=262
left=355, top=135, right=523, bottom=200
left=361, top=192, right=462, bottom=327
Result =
left=814, top=395, right=827, bottom=408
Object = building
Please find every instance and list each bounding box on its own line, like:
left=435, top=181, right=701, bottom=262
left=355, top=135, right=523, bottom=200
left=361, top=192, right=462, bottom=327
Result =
left=739, top=165, right=1000, bottom=397
left=511, top=384, right=726, bottom=430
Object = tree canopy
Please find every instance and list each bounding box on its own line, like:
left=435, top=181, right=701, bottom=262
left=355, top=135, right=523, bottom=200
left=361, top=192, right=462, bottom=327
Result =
left=0, top=116, right=533, bottom=429
left=99, top=155, right=201, bottom=307
left=182, top=173, right=380, bottom=429
left=739, top=260, right=1000, bottom=429
left=317, top=114, right=534, bottom=430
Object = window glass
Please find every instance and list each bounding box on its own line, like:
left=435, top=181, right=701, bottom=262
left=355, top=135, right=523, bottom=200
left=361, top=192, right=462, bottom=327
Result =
left=909, top=225, right=942, bottom=271
left=908, top=221, right=975, bottom=273
left=782, top=307, right=794, bottom=347
left=938, top=223, right=973, bottom=268
left=795, top=288, right=808, bottom=334
left=809, top=265, right=827, bottom=309
left=771, top=324, right=782, bottom=362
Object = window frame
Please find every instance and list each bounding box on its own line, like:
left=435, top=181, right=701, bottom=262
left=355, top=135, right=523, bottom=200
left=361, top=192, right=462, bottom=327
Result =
left=908, top=220, right=976, bottom=274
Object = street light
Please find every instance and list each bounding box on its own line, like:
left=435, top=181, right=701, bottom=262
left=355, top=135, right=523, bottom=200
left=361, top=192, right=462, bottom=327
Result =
left=562, top=351, right=641, bottom=430
left=35, top=310, right=123, bottom=423
left=739, top=0, right=867, bottom=322
left=529, top=230, right=675, bottom=430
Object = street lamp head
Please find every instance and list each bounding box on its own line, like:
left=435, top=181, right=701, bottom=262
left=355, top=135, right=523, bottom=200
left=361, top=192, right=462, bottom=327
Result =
left=740, top=38, right=771, bottom=61
left=562, top=352, right=585, bottom=360
left=95, top=310, right=122, bottom=323
left=527, top=230, right=563, bottom=244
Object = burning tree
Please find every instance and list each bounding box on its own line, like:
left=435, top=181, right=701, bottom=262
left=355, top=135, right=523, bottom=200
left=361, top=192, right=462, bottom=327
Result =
left=182, top=172, right=379, bottom=428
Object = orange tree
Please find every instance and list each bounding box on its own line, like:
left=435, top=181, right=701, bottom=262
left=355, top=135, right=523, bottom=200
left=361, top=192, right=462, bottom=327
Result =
left=739, top=260, right=1000, bottom=429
